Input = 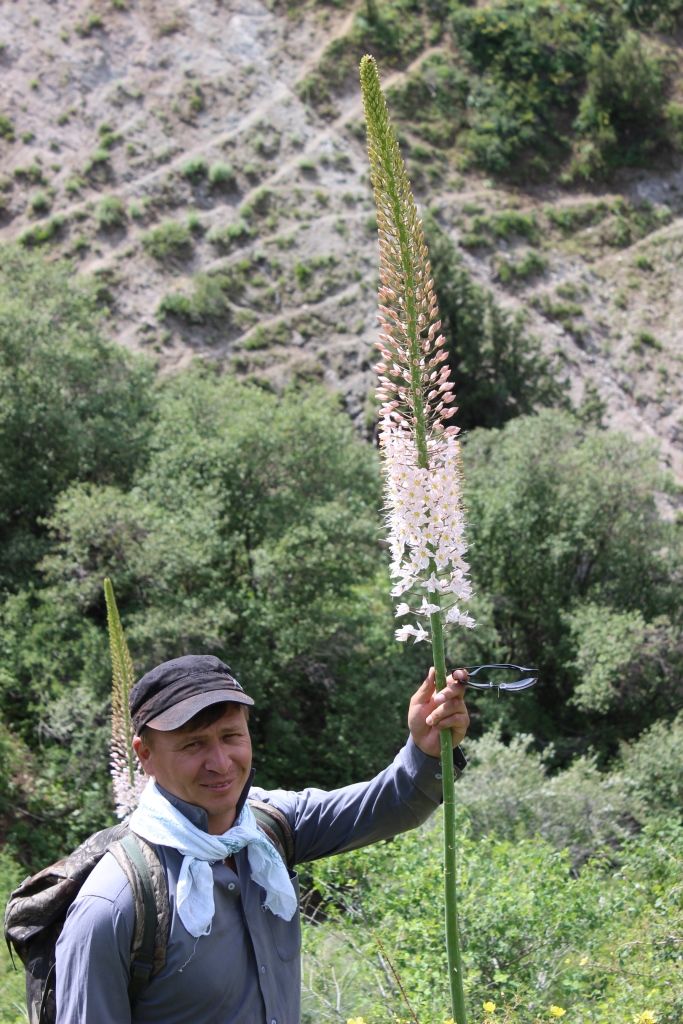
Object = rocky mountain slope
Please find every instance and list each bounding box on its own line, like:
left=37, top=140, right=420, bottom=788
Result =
left=1, top=0, right=682, bottom=483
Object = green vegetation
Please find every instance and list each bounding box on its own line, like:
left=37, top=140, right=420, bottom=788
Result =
left=141, top=219, right=193, bottom=262
left=95, top=195, right=127, bottom=231
left=299, top=0, right=683, bottom=182
left=0, top=248, right=680, bottom=1022
left=206, top=219, right=252, bottom=252
left=302, top=747, right=682, bottom=1022
left=460, top=411, right=680, bottom=758
left=75, top=13, right=104, bottom=36
left=28, top=190, right=52, bottom=216
left=18, top=215, right=65, bottom=247
left=14, top=162, right=47, bottom=186
left=180, top=156, right=209, bottom=182
left=208, top=160, right=236, bottom=189
left=158, top=269, right=243, bottom=324
left=0, top=246, right=154, bottom=590
left=426, top=217, right=561, bottom=431
left=0, top=114, right=15, bottom=141
left=495, top=250, right=547, bottom=285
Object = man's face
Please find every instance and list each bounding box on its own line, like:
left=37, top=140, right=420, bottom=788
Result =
left=134, top=704, right=252, bottom=834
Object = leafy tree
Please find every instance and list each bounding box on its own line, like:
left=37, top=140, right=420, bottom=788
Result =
left=426, top=218, right=562, bottom=431
left=2, top=370, right=431, bottom=865
left=457, top=410, right=681, bottom=757
left=0, top=246, right=155, bottom=588
left=571, top=33, right=666, bottom=179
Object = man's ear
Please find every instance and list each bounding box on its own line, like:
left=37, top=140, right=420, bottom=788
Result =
left=133, top=733, right=154, bottom=776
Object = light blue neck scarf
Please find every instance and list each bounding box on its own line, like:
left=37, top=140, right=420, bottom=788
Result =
left=129, top=780, right=297, bottom=937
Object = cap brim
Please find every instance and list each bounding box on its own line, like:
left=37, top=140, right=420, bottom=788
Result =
left=145, top=688, right=255, bottom=731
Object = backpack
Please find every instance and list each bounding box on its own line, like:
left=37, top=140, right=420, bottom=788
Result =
left=3, top=798, right=295, bottom=1024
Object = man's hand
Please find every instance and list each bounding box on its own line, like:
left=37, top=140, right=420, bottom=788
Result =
left=408, top=666, right=469, bottom=758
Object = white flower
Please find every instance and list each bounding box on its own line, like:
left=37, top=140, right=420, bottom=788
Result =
left=381, top=420, right=475, bottom=642
left=395, top=623, right=430, bottom=643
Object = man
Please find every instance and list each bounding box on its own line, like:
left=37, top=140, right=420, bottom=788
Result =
left=55, top=654, right=469, bottom=1024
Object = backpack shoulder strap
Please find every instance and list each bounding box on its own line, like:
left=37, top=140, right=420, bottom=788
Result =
left=248, top=798, right=295, bottom=870
left=109, top=833, right=169, bottom=1006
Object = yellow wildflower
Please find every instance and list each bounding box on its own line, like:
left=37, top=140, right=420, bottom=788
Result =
left=347, top=1018, right=366, bottom=1024
left=634, top=1013, right=657, bottom=1024
left=444, top=1018, right=455, bottom=1024
left=483, top=1001, right=497, bottom=1014
left=549, top=1008, right=566, bottom=1018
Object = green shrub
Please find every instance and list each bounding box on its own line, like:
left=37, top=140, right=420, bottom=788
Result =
left=95, top=195, right=127, bottom=231
left=632, top=329, right=663, bottom=352
left=75, top=13, right=103, bottom=36
left=18, top=216, right=64, bottom=247
left=14, top=162, right=46, bottom=185
left=180, top=156, right=208, bottom=182
left=141, top=220, right=193, bottom=262
left=294, top=261, right=314, bottom=287
left=0, top=114, right=15, bottom=141
left=208, top=161, right=236, bottom=188
left=206, top=220, right=252, bottom=252
left=617, top=711, right=683, bottom=818
left=84, top=148, right=111, bottom=178
left=545, top=201, right=610, bottom=233
left=570, top=33, right=666, bottom=180
left=495, top=249, right=547, bottom=284
left=29, top=190, right=52, bottom=216
left=425, top=217, right=560, bottom=431
left=302, top=815, right=683, bottom=1023
left=158, top=271, right=240, bottom=323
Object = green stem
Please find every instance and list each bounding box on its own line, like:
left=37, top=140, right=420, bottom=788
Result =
left=431, top=611, right=467, bottom=1024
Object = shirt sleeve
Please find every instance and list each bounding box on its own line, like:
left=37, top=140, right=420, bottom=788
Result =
left=55, top=854, right=134, bottom=1024
left=253, top=736, right=449, bottom=865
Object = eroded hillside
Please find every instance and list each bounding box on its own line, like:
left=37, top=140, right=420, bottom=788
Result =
left=1, top=0, right=681, bottom=481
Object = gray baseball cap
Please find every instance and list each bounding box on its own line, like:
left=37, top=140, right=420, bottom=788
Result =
left=130, top=654, right=254, bottom=733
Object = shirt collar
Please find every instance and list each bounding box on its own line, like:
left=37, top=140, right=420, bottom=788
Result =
left=153, top=769, right=255, bottom=833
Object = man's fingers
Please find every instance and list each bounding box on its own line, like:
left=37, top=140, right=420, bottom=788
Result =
left=425, top=690, right=468, bottom=728
left=411, top=666, right=436, bottom=706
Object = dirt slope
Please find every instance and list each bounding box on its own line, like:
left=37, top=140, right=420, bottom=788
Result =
left=1, top=0, right=681, bottom=484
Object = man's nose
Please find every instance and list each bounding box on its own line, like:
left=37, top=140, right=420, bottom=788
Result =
left=204, top=741, right=231, bottom=773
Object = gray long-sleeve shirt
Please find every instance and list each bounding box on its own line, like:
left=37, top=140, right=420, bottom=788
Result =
left=55, top=737, right=454, bottom=1024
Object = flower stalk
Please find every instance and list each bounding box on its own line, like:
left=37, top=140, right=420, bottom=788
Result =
left=105, top=576, right=145, bottom=818
left=360, top=54, right=473, bottom=1024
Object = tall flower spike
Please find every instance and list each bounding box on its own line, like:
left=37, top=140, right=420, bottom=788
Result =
left=361, top=55, right=472, bottom=1024
left=105, top=576, right=146, bottom=818
left=360, top=54, right=474, bottom=644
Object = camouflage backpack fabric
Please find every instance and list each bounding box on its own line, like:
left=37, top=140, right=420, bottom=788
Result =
left=4, top=799, right=294, bottom=1024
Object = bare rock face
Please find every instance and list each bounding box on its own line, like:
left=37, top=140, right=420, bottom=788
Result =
left=1, top=0, right=681, bottom=483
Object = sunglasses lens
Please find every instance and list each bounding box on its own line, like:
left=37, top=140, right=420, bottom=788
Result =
left=499, top=676, right=538, bottom=691
left=464, top=665, right=539, bottom=691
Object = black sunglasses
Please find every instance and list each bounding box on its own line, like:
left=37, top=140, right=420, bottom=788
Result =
left=459, top=663, right=539, bottom=692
